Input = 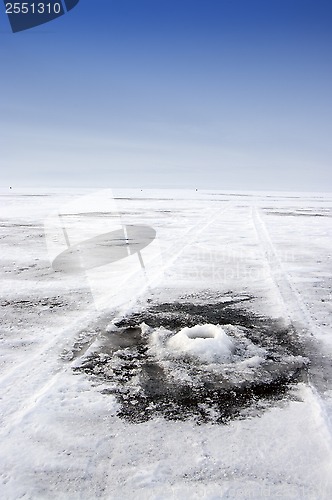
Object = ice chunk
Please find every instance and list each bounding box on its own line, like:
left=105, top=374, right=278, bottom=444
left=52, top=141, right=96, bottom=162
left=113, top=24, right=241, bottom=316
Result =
left=167, top=324, right=235, bottom=363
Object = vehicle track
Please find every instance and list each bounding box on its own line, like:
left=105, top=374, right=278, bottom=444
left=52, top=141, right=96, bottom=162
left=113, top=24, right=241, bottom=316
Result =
left=0, top=311, right=99, bottom=436
left=252, top=205, right=332, bottom=447
left=252, top=206, right=320, bottom=335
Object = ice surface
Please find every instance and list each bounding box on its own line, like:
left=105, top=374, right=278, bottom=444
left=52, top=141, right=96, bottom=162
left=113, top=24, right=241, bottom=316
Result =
left=1, top=188, right=332, bottom=498
left=166, top=324, right=235, bottom=363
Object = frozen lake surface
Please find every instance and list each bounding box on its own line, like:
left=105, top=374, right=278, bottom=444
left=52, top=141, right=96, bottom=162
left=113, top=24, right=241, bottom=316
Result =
left=1, top=188, right=332, bottom=498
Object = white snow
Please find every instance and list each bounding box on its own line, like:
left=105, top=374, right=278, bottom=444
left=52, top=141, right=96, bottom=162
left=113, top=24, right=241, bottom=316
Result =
left=1, top=188, right=332, bottom=498
left=167, top=324, right=235, bottom=363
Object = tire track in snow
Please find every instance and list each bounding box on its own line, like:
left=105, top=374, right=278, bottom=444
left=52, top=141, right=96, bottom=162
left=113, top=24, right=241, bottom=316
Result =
left=162, top=201, right=233, bottom=270
left=251, top=206, right=318, bottom=334
left=0, top=311, right=99, bottom=436
left=252, top=205, right=332, bottom=449
left=0, top=309, right=91, bottom=386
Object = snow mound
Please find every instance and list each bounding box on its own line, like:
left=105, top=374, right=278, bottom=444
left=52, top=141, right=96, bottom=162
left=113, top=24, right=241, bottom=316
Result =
left=167, top=324, right=235, bottom=363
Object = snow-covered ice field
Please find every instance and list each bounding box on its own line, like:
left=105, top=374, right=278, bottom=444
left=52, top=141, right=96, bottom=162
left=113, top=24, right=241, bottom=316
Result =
left=1, top=188, right=332, bottom=499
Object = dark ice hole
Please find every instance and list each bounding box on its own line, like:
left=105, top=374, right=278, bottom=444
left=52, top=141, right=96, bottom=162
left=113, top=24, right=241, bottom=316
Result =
left=74, top=298, right=311, bottom=424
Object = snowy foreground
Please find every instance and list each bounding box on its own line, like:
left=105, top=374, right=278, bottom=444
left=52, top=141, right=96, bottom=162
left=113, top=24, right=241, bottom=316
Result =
left=1, top=188, right=332, bottom=499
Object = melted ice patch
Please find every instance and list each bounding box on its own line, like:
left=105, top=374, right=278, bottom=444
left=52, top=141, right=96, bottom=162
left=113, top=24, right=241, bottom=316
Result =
left=76, top=318, right=309, bottom=424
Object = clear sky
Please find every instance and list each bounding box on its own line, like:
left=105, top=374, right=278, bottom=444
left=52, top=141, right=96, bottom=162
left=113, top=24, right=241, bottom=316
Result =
left=1, top=0, right=331, bottom=190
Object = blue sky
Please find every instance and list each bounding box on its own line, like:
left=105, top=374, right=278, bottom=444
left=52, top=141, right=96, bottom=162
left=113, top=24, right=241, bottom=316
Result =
left=1, top=0, right=332, bottom=190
